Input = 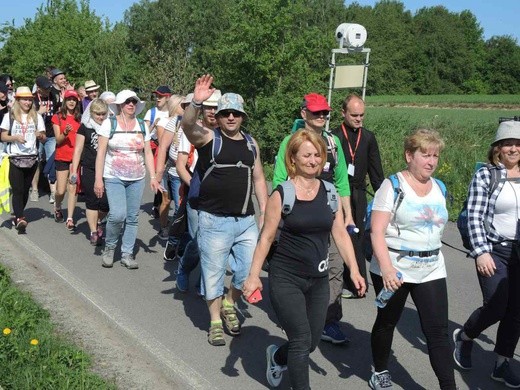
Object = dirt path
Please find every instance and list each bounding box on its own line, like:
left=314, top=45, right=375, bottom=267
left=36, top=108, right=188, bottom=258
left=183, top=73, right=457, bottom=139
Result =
left=0, top=232, right=179, bottom=390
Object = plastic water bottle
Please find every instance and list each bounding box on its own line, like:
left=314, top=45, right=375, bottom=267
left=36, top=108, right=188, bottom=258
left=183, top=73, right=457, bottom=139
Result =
left=347, top=224, right=359, bottom=235
left=375, top=272, right=402, bottom=308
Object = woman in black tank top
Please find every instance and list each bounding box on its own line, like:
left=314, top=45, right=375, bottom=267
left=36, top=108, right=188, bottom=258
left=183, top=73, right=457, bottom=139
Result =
left=243, top=129, right=366, bottom=390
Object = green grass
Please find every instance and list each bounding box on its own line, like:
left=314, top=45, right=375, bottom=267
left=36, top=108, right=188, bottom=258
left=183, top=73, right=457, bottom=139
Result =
left=366, top=94, right=520, bottom=105
left=0, top=264, right=115, bottom=390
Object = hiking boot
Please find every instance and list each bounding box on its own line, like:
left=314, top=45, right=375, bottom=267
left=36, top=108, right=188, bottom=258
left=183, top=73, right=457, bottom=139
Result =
left=54, top=209, right=64, bottom=223
left=49, top=191, right=55, bottom=204
left=66, top=218, right=76, bottom=231
left=321, top=322, right=348, bottom=344
left=176, top=265, right=189, bottom=292
left=158, top=226, right=169, bottom=241
left=121, top=254, right=139, bottom=270
left=491, top=360, right=520, bottom=388
left=266, top=344, right=286, bottom=387
left=208, top=323, right=226, bottom=346
left=30, top=189, right=39, bottom=202
left=15, top=217, right=27, bottom=234
left=369, top=370, right=393, bottom=390
left=102, top=248, right=115, bottom=268
left=220, top=302, right=241, bottom=336
left=453, top=328, right=473, bottom=370
left=163, top=241, right=178, bottom=261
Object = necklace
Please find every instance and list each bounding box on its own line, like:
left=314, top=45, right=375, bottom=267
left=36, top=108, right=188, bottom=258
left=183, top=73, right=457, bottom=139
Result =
left=121, top=115, right=136, bottom=132
left=293, top=178, right=318, bottom=196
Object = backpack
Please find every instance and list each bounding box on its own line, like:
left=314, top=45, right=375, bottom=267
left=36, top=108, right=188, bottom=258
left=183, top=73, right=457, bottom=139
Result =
left=265, top=179, right=338, bottom=266
left=456, top=164, right=501, bottom=251
left=187, top=128, right=257, bottom=214
left=364, top=174, right=447, bottom=260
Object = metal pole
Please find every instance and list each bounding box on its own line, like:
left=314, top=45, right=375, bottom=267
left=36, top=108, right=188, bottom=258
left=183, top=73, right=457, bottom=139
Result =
left=326, top=51, right=336, bottom=132
left=362, top=49, right=371, bottom=100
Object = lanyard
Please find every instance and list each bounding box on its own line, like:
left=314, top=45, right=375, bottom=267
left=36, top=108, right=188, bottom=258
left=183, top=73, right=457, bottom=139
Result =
left=341, top=123, right=361, bottom=163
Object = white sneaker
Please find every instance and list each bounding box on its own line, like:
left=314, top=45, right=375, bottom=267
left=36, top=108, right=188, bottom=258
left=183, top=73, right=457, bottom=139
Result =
left=266, top=344, right=286, bottom=387
left=369, top=370, right=393, bottom=390
left=49, top=191, right=55, bottom=204
left=30, top=189, right=39, bottom=202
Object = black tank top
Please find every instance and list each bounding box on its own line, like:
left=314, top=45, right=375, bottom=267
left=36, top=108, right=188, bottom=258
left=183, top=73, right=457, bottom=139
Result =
left=270, top=182, right=334, bottom=277
left=196, top=133, right=255, bottom=216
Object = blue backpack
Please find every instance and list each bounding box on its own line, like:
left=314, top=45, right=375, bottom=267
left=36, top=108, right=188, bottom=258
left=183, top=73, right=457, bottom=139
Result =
left=364, top=174, right=447, bottom=260
left=187, top=128, right=257, bottom=214
left=109, top=116, right=146, bottom=139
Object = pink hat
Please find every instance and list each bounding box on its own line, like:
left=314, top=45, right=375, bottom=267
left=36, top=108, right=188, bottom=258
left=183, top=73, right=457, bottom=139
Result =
left=302, top=93, right=332, bottom=112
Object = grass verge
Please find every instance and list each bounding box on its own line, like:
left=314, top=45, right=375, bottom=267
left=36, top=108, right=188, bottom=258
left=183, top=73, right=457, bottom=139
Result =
left=0, top=263, right=115, bottom=389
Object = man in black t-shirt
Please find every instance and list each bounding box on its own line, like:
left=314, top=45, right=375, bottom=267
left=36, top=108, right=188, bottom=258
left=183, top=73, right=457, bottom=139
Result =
left=333, top=94, right=384, bottom=297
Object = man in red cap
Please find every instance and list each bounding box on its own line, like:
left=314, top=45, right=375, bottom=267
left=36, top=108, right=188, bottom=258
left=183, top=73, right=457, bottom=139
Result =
left=272, top=92, right=358, bottom=345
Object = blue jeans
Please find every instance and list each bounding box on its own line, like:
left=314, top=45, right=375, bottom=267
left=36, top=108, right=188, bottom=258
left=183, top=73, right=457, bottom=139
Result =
left=104, top=177, right=145, bottom=256
left=167, top=173, right=182, bottom=212
left=39, top=136, right=56, bottom=161
left=198, top=211, right=257, bottom=300
left=269, top=266, right=329, bottom=390
left=464, top=242, right=520, bottom=358
left=178, top=203, right=200, bottom=273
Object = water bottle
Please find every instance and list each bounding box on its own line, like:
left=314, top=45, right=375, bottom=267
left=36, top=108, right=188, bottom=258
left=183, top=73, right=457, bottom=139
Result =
left=375, top=272, right=402, bottom=308
left=347, top=224, right=359, bottom=235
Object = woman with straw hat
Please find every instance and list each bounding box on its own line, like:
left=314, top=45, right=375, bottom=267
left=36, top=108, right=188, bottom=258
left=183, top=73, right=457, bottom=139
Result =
left=0, top=86, right=46, bottom=233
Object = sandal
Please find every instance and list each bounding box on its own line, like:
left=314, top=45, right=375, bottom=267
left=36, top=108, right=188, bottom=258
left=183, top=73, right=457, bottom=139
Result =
left=208, top=324, right=226, bottom=346
left=54, top=209, right=64, bottom=223
left=220, top=304, right=241, bottom=336
left=66, top=218, right=76, bottom=231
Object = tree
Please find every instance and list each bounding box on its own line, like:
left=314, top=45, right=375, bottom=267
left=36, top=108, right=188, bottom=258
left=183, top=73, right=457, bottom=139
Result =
left=484, top=36, right=520, bottom=94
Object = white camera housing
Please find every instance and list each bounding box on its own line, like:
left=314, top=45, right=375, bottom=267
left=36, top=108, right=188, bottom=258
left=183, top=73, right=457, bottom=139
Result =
left=335, top=23, right=367, bottom=49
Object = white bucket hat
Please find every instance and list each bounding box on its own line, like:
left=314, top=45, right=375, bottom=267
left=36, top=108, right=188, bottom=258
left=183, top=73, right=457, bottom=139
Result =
left=492, top=120, right=520, bottom=145
left=109, top=90, right=145, bottom=116
left=203, top=89, right=221, bottom=107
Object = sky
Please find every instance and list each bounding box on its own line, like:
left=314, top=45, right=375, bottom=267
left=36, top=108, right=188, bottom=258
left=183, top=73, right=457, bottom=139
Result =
left=1, top=0, right=519, bottom=42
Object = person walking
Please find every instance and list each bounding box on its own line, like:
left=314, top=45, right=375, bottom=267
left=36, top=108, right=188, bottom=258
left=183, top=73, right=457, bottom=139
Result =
left=368, top=129, right=456, bottom=390
left=453, top=120, right=520, bottom=388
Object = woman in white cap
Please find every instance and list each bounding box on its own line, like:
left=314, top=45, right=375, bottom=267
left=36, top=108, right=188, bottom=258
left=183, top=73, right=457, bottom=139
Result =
left=94, top=90, right=160, bottom=269
left=454, top=119, right=520, bottom=388
left=0, top=86, right=46, bottom=233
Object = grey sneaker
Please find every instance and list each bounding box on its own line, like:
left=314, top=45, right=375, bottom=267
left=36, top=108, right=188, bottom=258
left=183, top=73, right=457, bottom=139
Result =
left=369, top=370, right=393, bottom=389
left=30, top=189, right=39, bottom=202
left=102, top=248, right=115, bottom=268
left=453, top=328, right=473, bottom=370
left=266, top=344, right=286, bottom=387
left=121, top=253, right=138, bottom=269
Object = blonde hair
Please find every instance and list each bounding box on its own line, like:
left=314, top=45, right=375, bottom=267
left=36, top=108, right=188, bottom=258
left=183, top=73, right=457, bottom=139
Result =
left=404, top=128, right=445, bottom=159
left=89, top=98, right=108, bottom=115
left=167, top=95, right=184, bottom=148
left=12, top=98, right=38, bottom=126
left=285, top=129, right=327, bottom=178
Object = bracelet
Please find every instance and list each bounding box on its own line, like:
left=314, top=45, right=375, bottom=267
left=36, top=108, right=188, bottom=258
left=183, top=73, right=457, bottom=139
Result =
left=151, top=175, right=156, bottom=179
left=191, top=100, right=203, bottom=108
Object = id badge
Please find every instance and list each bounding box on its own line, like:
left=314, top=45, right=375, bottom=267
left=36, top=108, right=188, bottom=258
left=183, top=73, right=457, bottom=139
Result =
left=323, top=162, right=331, bottom=172
left=348, top=164, right=355, bottom=176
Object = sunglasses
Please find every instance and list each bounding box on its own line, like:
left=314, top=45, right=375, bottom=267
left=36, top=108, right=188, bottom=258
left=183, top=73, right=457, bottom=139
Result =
left=308, top=110, right=330, bottom=117
left=219, top=110, right=243, bottom=118
left=124, top=98, right=138, bottom=105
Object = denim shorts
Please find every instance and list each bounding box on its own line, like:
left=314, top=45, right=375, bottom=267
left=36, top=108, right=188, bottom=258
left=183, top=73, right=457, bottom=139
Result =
left=197, top=211, right=258, bottom=300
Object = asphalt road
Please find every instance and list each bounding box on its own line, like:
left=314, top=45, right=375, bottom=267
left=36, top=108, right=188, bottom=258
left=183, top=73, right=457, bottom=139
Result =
left=1, top=191, right=519, bottom=390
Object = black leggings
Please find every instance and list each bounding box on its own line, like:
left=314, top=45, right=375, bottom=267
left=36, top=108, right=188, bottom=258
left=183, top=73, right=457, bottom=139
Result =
left=269, top=266, right=329, bottom=390
left=370, top=273, right=456, bottom=390
left=9, top=161, right=37, bottom=219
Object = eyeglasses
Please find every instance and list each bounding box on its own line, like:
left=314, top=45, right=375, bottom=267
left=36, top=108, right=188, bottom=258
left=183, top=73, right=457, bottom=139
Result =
left=93, top=111, right=107, bottom=116
left=308, top=110, right=330, bottom=117
left=218, top=110, right=243, bottom=118
left=124, top=98, right=138, bottom=105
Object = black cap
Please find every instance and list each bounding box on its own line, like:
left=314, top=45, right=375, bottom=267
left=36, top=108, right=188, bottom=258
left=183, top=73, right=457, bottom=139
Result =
left=0, top=81, right=8, bottom=94
left=50, top=68, right=64, bottom=80
left=153, top=85, right=172, bottom=96
left=35, top=75, right=52, bottom=89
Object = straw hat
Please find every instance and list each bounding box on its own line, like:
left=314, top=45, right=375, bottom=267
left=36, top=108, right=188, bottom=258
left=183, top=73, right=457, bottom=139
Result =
left=14, top=86, right=33, bottom=98
left=84, top=80, right=100, bottom=92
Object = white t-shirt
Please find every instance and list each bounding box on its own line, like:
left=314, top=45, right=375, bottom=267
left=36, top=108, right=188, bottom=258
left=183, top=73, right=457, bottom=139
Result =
left=0, top=113, right=45, bottom=156
left=493, top=180, right=520, bottom=239
left=369, top=172, right=448, bottom=284
left=144, top=107, right=169, bottom=140
left=97, top=118, right=151, bottom=181
left=163, top=115, right=186, bottom=177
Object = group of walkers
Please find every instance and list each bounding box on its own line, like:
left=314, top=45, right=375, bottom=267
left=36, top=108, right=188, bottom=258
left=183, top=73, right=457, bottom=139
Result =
left=1, top=70, right=519, bottom=390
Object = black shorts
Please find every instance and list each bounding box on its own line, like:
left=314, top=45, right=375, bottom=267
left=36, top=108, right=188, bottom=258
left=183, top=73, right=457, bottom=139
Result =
left=55, top=160, right=71, bottom=171
left=80, top=166, right=109, bottom=212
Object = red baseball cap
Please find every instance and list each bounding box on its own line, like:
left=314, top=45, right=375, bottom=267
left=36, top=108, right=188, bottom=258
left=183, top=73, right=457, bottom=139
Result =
left=302, top=93, right=332, bottom=112
left=64, top=90, right=79, bottom=100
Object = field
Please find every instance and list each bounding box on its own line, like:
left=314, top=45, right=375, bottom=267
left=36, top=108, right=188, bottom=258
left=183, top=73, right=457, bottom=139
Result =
left=366, top=94, right=520, bottom=107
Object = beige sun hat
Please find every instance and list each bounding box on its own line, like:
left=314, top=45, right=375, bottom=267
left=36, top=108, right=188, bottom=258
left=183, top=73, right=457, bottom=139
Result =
left=14, top=86, right=33, bottom=98
left=203, top=89, right=222, bottom=107
left=492, top=120, right=520, bottom=145
left=84, top=80, right=100, bottom=92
